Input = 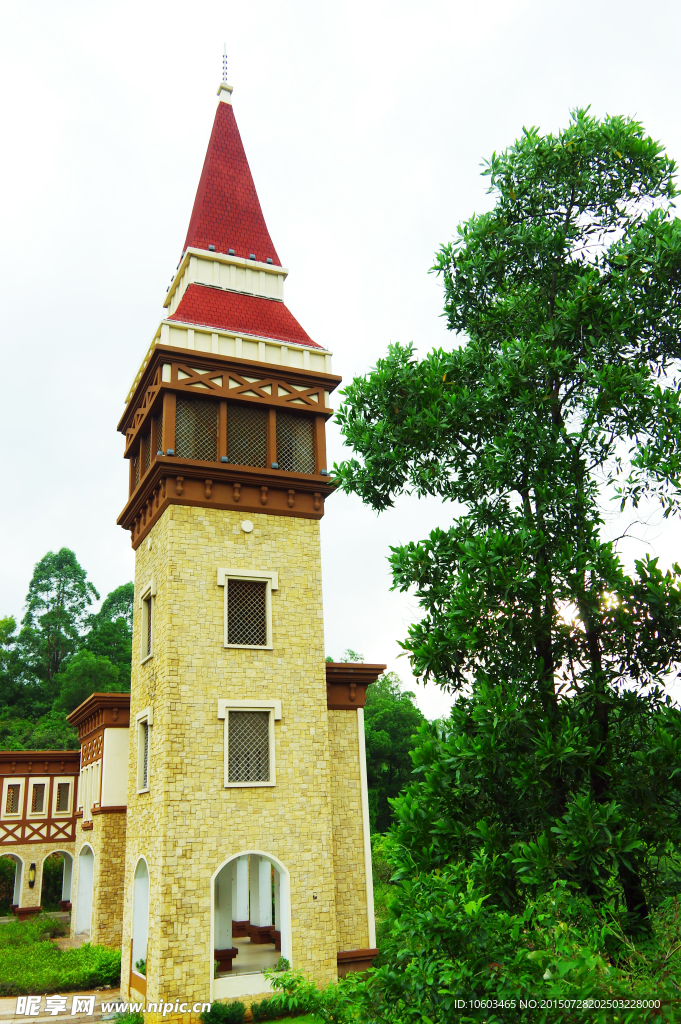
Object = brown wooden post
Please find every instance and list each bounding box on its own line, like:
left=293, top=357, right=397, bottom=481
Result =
left=218, top=400, right=227, bottom=460
left=162, top=392, right=177, bottom=454
left=129, top=456, right=136, bottom=496
left=314, top=415, right=327, bottom=474
left=139, top=435, right=147, bottom=480
left=268, top=408, right=277, bottom=467
left=150, top=413, right=159, bottom=464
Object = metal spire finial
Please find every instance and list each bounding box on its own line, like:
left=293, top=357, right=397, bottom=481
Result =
left=222, top=45, right=228, bottom=82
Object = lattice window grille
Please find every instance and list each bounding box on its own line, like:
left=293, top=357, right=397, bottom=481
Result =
left=226, top=404, right=267, bottom=467
left=56, top=783, right=70, bottom=813
left=175, top=396, right=218, bottom=462
left=5, top=785, right=19, bottom=814
left=142, top=722, right=149, bottom=789
left=31, top=784, right=45, bottom=814
left=228, top=711, right=270, bottom=783
left=134, top=456, right=140, bottom=486
left=155, top=410, right=164, bottom=454
left=227, top=580, right=267, bottom=646
left=142, top=596, right=152, bottom=658
left=276, top=411, right=315, bottom=474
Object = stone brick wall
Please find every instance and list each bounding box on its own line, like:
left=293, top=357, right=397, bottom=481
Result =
left=0, top=842, right=75, bottom=910
left=70, top=813, right=127, bottom=947
left=122, top=505, right=339, bottom=1007
left=327, top=711, right=370, bottom=952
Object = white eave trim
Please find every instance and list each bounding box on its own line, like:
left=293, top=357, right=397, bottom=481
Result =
left=217, top=699, right=282, bottom=720
left=125, top=322, right=332, bottom=404
left=164, top=247, right=289, bottom=309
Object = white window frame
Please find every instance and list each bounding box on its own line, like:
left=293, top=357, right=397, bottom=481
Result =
left=27, top=777, right=50, bottom=818
left=217, top=569, right=278, bottom=650
left=218, top=700, right=281, bottom=788
left=1, top=778, right=24, bottom=820
left=52, top=777, right=74, bottom=818
left=136, top=707, right=154, bottom=794
left=139, top=579, right=157, bottom=663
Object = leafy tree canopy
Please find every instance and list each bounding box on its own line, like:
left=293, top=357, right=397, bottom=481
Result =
left=364, top=671, right=424, bottom=832
left=55, top=649, right=123, bottom=715
left=0, top=549, right=133, bottom=748
left=335, top=108, right=681, bottom=941
left=18, top=548, right=99, bottom=695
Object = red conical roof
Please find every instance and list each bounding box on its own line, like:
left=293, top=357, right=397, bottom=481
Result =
left=168, top=283, right=323, bottom=349
left=183, top=100, right=281, bottom=266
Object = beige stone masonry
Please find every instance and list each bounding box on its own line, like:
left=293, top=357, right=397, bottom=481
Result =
left=121, top=505, right=340, bottom=1005
left=71, top=813, right=127, bottom=947
left=0, top=842, right=74, bottom=910
left=327, top=711, right=371, bottom=952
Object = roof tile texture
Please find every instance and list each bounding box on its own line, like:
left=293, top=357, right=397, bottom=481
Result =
left=184, top=101, right=281, bottom=266
left=168, top=283, right=322, bottom=350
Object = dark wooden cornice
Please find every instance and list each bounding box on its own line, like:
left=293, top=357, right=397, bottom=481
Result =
left=119, top=463, right=335, bottom=549
left=0, top=751, right=80, bottom=775
left=66, top=692, right=131, bottom=741
left=326, top=663, right=386, bottom=710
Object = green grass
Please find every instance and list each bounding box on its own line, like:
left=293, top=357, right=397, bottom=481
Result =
left=0, top=914, right=67, bottom=946
left=257, top=1017, right=322, bottom=1024
left=0, top=941, right=120, bottom=995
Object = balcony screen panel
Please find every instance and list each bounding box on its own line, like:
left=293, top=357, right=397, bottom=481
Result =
left=175, top=397, right=218, bottom=462
left=276, top=411, right=315, bottom=474
left=226, top=405, right=267, bottom=468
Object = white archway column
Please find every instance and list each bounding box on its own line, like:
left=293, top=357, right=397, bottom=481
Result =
left=75, top=847, right=94, bottom=935
left=231, top=855, right=249, bottom=935
left=273, top=867, right=281, bottom=951
left=215, top=867, right=233, bottom=950
left=62, top=855, right=73, bottom=902
left=12, top=859, right=22, bottom=906
left=249, top=855, right=272, bottom=942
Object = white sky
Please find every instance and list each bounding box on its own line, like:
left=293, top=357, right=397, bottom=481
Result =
left=2, top=0, right=681, bottom=720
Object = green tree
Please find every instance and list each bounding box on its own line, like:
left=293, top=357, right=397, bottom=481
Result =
left=18, top=549, right=98, bottom=702
left=335, top=108, right=681, bottom=942
left=84, top=583, right=133, bottom=690
left=54, top=650, right=121, bottom=714
left=364, top=672, right=424, bottom=832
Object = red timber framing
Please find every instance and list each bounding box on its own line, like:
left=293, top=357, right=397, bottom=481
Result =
left=0, top=751, right=80, bottom=847
left=117, top=345, right=341, bottom=548
left=325, top=663, right=387, bottom=710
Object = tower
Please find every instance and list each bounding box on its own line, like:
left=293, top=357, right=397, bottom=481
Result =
left=109, top=75, right=382, bottom=1012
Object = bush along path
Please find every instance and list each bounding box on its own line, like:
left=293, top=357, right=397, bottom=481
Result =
left=0, top=915, right=120, bottom=996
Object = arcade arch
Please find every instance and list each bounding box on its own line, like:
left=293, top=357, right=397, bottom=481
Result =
left=212, top=852, right=290, bottom=982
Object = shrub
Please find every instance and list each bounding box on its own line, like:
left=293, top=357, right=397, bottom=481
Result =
left=0, top=914, right=66, bottom=947
left=199, top=1001, right=246, bottom=1024
left=111, top=1013, right=144, bottom=1024
left=0, top=941, right=120, bottom=995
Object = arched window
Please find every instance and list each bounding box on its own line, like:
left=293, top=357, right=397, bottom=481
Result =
left=75, top=846, right=94, bottom=934
left=132, top=859, right=149, bottom=978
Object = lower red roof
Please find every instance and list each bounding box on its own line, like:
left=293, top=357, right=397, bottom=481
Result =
left=167, top=284, right=322, bottom=350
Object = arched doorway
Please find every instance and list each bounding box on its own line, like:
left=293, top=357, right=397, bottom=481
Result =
left=40, top=852, right=73, bottom=911
left=212, top=852, right=290, bottom=982
left=132, top=859, right=149, bottom=976
left=75, top=846, right=94, bottom=935
left=0, top=855, right=22, bottom=915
